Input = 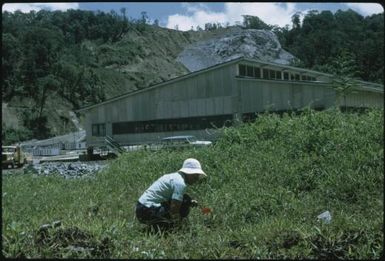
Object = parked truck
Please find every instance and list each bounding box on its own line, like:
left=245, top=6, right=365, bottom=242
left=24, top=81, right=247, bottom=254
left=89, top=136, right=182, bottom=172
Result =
left=2, top=145, right=27, bottom=169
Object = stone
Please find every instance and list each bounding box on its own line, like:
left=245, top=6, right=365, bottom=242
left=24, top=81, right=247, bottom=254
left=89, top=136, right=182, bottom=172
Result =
left=317, top=210, right=332, bottom=224
left=52, top=220, right=62, bottom=228
left=29, top=161, right=106, bottom=179
left=39, top=224, right=52, bottom=230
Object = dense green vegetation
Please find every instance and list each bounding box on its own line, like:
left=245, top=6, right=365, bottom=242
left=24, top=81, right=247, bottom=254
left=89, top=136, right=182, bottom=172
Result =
left=1, top=9, right=144, bottom=141
left=284, top=10, right=383, bottom=84
left=243, top=10, right=384, bottom=84
left=1, top=8, right=383, bottom=144
left=2, top=108, right=383, bottom=258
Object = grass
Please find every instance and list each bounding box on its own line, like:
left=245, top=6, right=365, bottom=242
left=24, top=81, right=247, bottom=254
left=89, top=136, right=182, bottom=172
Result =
left=2, top=107, right=383, bottom=258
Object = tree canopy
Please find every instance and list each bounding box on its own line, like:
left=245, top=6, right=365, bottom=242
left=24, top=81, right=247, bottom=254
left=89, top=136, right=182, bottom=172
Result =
left=277, top=9, right=384, bottom=84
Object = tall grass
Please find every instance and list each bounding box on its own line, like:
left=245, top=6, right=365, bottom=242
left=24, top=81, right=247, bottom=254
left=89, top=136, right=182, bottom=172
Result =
left=2, top=108, right=383, bottom=258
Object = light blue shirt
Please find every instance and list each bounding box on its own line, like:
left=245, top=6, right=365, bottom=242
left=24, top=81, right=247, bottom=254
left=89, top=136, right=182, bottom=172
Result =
left=138, top=172, right=186, bottom=208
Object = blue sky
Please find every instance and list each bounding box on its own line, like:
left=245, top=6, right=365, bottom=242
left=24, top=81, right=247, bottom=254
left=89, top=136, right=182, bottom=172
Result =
left=2, top=2, right=384, bottom=30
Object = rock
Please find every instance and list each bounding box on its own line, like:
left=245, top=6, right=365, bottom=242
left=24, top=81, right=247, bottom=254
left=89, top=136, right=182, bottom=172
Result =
left=177, top=27, right=297, bottom=72
left=52, top=220, right=62, bottom=228
left=39, top=224, right=52, bottom=231
left=28, top=161, right=107, bottom=179
left=65, top=245, right=94, bottom=253
left=317, top=210, right=332, bottom=224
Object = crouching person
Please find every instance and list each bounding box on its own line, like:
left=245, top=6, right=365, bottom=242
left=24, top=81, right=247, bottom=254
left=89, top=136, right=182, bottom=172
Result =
left=136, top=158, right=206, bottom=229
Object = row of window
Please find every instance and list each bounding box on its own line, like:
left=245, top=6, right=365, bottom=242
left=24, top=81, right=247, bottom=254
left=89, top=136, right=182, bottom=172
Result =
left=92, top=123, right=106, bottom=136
left=238, top=64, right=316, bottom=82
left=112, top=115, right=233, bottom=135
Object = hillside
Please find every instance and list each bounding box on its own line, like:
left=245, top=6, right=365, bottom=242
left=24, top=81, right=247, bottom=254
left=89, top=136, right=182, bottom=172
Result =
left=2, top=108, right=383, bottom=258
left=1, top=23, right=198, bottom=142
left=1, top=19, right=295, bottom=143
left=1, top=9, right=383, bottom=144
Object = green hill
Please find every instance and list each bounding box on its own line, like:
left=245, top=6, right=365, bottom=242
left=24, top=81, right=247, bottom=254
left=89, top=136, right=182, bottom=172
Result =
left=2, top=108, right=383, bottom=258
left=1, top=10, right=213, bottom=143
left=2, top=9, right=383, bottom=145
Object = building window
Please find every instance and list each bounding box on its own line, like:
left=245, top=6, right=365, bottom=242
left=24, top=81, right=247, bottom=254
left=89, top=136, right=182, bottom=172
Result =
left=92, top=125, right=98, bottom=135
left=92, top=123, right=106, bottom=136
left=246, top=65, right=254, bottom=77
left=112, top=115, right=233, bottom=135
left=269, top=70, right=276, bottom=79
left=254, top=67, right=261, bottom=78
left=100, top=124, right=106, bottom=136
left=239, top=64, right=246, bottom=76
left=238, top=64, right=317, bottom=82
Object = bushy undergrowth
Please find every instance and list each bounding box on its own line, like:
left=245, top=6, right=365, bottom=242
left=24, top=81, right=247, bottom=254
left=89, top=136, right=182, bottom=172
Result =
left=2, top=108, right=383, bottom=258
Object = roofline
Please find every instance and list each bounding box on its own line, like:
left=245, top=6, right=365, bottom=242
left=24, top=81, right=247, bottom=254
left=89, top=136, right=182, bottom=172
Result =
left=241, top=57, right=333, bottom=77
left=77, top=57, right=244, bottom=112
left=353, top=84, right=384, bottom=93
left=162, top=135, right=195, bottom=139
left=77, top=57, right=384, bottom=112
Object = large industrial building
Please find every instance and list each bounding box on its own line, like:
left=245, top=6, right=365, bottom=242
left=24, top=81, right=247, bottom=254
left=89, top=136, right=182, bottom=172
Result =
left=78, top=57, right=384, bottom=147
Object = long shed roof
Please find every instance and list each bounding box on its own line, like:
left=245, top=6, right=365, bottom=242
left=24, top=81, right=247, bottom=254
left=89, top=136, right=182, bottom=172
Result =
left=77, top=57, right=383, bottom=112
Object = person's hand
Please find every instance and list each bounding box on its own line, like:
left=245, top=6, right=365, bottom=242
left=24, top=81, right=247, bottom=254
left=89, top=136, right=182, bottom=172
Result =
left=190, top=199, right=199, bottom=208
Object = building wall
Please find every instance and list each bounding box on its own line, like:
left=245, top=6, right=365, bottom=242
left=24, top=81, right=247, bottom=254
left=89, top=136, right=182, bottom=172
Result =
left=83, top=60, right=384, bottom=147
left=344, top=90, right=383, bottom=108
left=237, top=78, right=335, bottom=113
left=85, top=64, right=238, bottom=146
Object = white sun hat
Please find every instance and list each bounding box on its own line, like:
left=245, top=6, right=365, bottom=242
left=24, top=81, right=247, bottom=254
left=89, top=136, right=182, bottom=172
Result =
left=179, top=158, right=207, bottom=176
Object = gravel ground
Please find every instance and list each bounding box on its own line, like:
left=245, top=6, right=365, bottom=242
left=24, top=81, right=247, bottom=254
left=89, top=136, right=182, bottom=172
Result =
left=3, top=161, right=109, bottom=179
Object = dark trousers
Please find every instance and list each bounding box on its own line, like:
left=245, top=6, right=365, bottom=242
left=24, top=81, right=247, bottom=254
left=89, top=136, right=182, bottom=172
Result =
left=136, top=194, right=192, bottom=226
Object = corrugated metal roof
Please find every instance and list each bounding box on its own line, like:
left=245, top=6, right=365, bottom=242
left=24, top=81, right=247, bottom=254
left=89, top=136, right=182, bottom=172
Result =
left=77, top=57, right=383, bottom=112
left=77, top=57, right=244, bottom=112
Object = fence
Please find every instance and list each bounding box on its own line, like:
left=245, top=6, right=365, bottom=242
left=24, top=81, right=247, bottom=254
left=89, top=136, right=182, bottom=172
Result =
left=31, top=148, right=61, bottom=156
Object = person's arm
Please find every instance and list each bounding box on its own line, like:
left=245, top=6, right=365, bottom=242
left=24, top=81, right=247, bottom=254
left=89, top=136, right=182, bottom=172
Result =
left=169, top=199, right=182, bottom=222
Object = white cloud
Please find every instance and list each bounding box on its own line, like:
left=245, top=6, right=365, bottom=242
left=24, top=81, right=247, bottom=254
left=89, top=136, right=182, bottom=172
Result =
left=224, top=3, right=296, bottom=27
left=2, top=3, right=79, bottom=13
left=345, top=3, right=384, bottom=16
left=181, top=2, right=211, bottom=14
left=167, top=3, right=228, bottom=31
left=166, top=3, right=298, bottom=31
